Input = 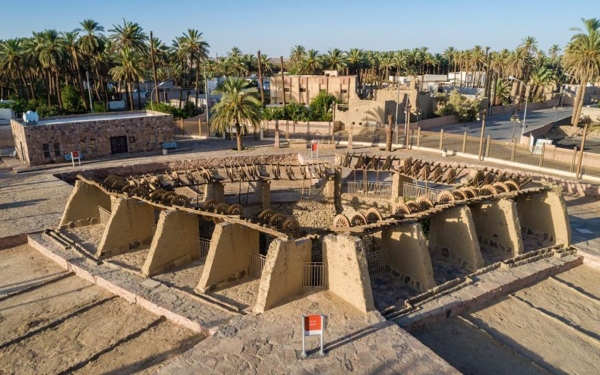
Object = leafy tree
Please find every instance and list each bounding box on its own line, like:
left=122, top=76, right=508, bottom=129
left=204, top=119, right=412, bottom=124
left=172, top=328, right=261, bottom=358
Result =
left=211, top=77, right=262, bottom=151
left=435, top=90, right=482, bottom=123
left=308, top=91, right=337, bottom=121
left=61, top=85, right=84, bottom=113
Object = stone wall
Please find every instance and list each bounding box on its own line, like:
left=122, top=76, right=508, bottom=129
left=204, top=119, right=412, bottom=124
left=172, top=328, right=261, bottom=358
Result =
left=11, top=110, right=173, bottom=166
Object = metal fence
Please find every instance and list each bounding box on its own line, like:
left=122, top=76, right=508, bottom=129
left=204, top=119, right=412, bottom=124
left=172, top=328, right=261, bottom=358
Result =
left=250, top=253, right=267, bottom=277
left=270, top=187, right=325, bottom=202
left=366, top=249, right=389, bottom=276
left=342, top=181, right=392, bottom=197
left=198, top=238, right=211, bottom=259
left=173, top=119, right=211, bottom=137
left=337, top=126, right=600, bottom=179
left=402, top=182, right=446, bottom=202
left=302, top=262, right=328, bottom=288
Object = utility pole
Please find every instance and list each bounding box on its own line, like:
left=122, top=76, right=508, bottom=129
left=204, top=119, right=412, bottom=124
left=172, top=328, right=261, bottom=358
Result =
left=204, top=63, right=210, bottom=129
left=576, top=122, right=589, bottom=179
left=150, top=31, right=159, bottom=103
left=394, top=74, right=400, bottom=145
left=280, top=56, right=286, bottom=106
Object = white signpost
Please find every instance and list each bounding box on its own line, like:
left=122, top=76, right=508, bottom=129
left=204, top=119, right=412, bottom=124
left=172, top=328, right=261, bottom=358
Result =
left=310, top=141, right=319, bottom=158
left=70, top=151, right=81, bottom=167
left=302, top=314, right=325, bottom=357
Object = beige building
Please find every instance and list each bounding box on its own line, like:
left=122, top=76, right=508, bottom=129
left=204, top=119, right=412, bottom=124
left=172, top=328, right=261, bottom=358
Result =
left=10, top=110, right=173, bottom=166
left=270, top=74, right=357, bottom=105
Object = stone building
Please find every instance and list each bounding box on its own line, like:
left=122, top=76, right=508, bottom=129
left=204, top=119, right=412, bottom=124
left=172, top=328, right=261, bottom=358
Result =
left=10, top=110, right=173, bottom=166
left=270, top=73, right=357, bottom=105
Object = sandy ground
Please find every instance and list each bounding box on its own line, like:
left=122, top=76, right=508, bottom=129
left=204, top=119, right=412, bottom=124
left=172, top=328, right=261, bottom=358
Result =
left=0, top=244, right=204, bottom=375
left=410, top=264, right=600, bottom=375
left=154, top=259, right=206, bottom=293
left=211, top=277, right=261, bottom=311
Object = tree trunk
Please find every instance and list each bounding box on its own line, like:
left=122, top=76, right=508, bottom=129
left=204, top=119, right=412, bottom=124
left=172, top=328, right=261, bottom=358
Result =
left=572, top=81, right=586, bottom=126
left=73, top=53, right=87, bottom=110
left=150, top=31, right=159, bottom=103
left=137, top=81, right=142, bottom=110
left=280, top=56, right=286, bottom=106
left=128, top=82, right=134, bottom=111
left=235, top=123, right=243, bottom=151
left=386, top=114, right=393, bottom=152
left=194, top=57, right=200, bottom=115
left=257, top=50, right=265, bottom=106
left=56, top=72, right=63, bottom=110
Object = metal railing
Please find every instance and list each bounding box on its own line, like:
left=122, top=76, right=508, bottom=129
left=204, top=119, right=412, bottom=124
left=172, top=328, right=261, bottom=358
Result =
left=302, top=262, right=328, bottom=287
left=98, top=206, right=111, bottom=225
left=402, top=182, right=445, bottom=202
left=250, top=253, right=267, bottom=277
left=198, top=238, right=211, bottom=259
left=342, top=181, right=392, bottom=197
left=270, top=187, right=325, bottom=202
left=366, top=249, right=389, bottom=276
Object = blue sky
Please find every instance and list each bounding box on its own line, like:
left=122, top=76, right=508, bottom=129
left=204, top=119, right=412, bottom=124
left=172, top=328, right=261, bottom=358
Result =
left=0, top=0, right=595, bottom=57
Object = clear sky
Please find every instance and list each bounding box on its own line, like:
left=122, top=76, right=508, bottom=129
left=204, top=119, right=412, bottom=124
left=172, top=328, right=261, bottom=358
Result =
left=0, top=0, right=595, bottom=57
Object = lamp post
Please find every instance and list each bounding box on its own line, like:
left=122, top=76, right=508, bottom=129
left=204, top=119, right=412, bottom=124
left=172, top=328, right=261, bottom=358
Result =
left=150, top=82, right=165, bottom=111
left=510, top=114, right=521, bottom=143
left=509, top=76, right=529, bottom=138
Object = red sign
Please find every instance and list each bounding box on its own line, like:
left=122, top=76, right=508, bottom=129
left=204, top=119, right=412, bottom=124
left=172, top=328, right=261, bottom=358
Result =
left=304, top=314, right=323, bottom=332
left=72, top=151, right=79, bottom=158
left=311, top=143, right=318, bottom=152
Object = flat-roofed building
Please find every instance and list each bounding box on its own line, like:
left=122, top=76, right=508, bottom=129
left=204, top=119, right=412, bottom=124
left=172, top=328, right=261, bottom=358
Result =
left=270, top=74, right=357, bottom=105
left=10, top=110, right=173, bottom=166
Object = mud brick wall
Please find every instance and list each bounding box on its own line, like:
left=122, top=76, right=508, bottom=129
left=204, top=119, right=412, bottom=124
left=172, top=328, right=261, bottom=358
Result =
left=11, top=111, right=173, bottom=166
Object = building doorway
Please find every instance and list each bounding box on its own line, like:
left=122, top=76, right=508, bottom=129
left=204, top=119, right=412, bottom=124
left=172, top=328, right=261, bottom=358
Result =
left=110, top=136, right=128, bottom=155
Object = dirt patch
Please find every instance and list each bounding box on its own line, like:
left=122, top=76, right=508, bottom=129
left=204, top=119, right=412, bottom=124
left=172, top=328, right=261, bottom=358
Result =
left=0, top=244, right=204, bottom=375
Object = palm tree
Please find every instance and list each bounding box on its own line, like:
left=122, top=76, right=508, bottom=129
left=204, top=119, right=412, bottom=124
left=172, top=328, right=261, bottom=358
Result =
left=76, top=19, right=105, bottom=56
left=211, top=77, right=262, bottom=151
left=109, top=48, right=144, bottom=110
left=289, top=45, right=306, bottom=71
left=323, top=48, right=347, bottom=73
left=62, top=30, right=87, bottom=110
left=108, top=19, right=148, bottom=54
left=563, top=18, right=600, bottom=126
left=0, top=39, right=26, bottom=99
left=34, top=30, right=66, bottom=109
left=298, top=49, right=322, bottom=75
left=178, top=29, right=209, bottom=113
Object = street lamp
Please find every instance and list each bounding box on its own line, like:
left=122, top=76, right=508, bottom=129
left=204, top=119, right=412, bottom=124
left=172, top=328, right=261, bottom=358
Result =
left=510, top=114, right=521, bottom=143
left=509, top=76, right=529, bottom=138
left=150, top=82, right=165, bottom=111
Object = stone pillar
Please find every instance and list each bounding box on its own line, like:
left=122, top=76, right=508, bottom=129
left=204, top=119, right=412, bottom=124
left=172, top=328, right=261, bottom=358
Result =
left=59, top=181, right=112, bottom=228
left=323, top=234, right=374, bottom=313
left=470, top=199, right=524, bottom=258
left=516, top=190, right=571, bottom=247
left=141, top=210, right=200, bottom=277
left=428, top=206, right=483, bottom=272
left=348, top=122, right=354, bottom=150
left=382, top=223, right=436, bottom=291
left=96, top=198, right=155, bottom=258
left=254, top=238, right=311, bottom=313
left=391, top=173, right=412, bottom=200
left=204, top=182, right=225, bottom=202
left=255, top=180, right=271, bottom=210
left=195, top=222, right=260, bottom=293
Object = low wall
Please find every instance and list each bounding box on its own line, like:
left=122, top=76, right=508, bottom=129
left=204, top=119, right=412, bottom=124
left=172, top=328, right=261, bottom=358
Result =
left=417, top=115, right=457, bottom=130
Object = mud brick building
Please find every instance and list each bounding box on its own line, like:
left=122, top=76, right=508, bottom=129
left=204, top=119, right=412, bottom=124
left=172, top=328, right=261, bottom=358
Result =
left=10, top=110, right=173, bottom=166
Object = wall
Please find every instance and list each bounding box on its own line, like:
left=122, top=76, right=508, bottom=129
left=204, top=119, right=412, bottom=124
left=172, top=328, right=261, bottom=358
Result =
left=141, top=210, right=200, bottom=277
left=416, top=115, right=457, bottom=130
left=381, top=223, right=436, bottom=292
left=59, top=180, right=111, bottom=227
left=428, top=206, right=483, bottom=272
left=0, top=125, right=14, bottom=149
left=262, top=120, right=334, bottom=138
left=195, top=222, right=260, bottom=292
left=516, top=190, right=571, bottom=247
left=11, top=110, right=173, bottom=166
left=469, top=199, right=524, bottom=257
left=322, top=234, right=375, bottom=313
left=253, top=238, right=311, bottom=313
left=96, top=198, right=155, bottom=257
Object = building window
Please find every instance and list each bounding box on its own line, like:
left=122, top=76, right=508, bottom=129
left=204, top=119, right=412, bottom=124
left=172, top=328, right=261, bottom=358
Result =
left=300, top=87, right=306, bottom=92
left=42, top=143, right=51, bottom=159
left=53, top=142, right=61, bottom=157
left=341, top=89, right=348, bottom=94
left=284, top=88, right=290, bottom=93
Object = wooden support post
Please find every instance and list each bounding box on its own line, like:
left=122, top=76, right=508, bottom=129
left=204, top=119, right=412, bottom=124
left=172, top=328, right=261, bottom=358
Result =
left=198, top=119, right=202, bottom=137
left=539, top=143, right=546, bottom=167
left=570, top=146, right=578, bottom=172
left=485, top=135, right=491, bottom=158
left=511, top=140, right=517, bottom=162
left=462, top=131, right=467, bottom=153
left=439, top=129, right=444, bottom=150
left=416, top=127, right=421, bottom=147
left=478, top=113, right=486, bottom=161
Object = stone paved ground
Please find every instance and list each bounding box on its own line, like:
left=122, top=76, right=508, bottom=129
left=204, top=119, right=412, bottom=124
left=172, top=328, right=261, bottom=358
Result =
left=156, top=289, right=460, bottom=375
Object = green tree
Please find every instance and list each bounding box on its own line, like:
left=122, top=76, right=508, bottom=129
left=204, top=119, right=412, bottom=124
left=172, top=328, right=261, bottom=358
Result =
left=309, top=91, right=337, bottom=121
left=435, top=90, right=482, bottom=123
left=109, top=48, right=144, bottom=110
left=211, top=78, right=262, bottom=151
